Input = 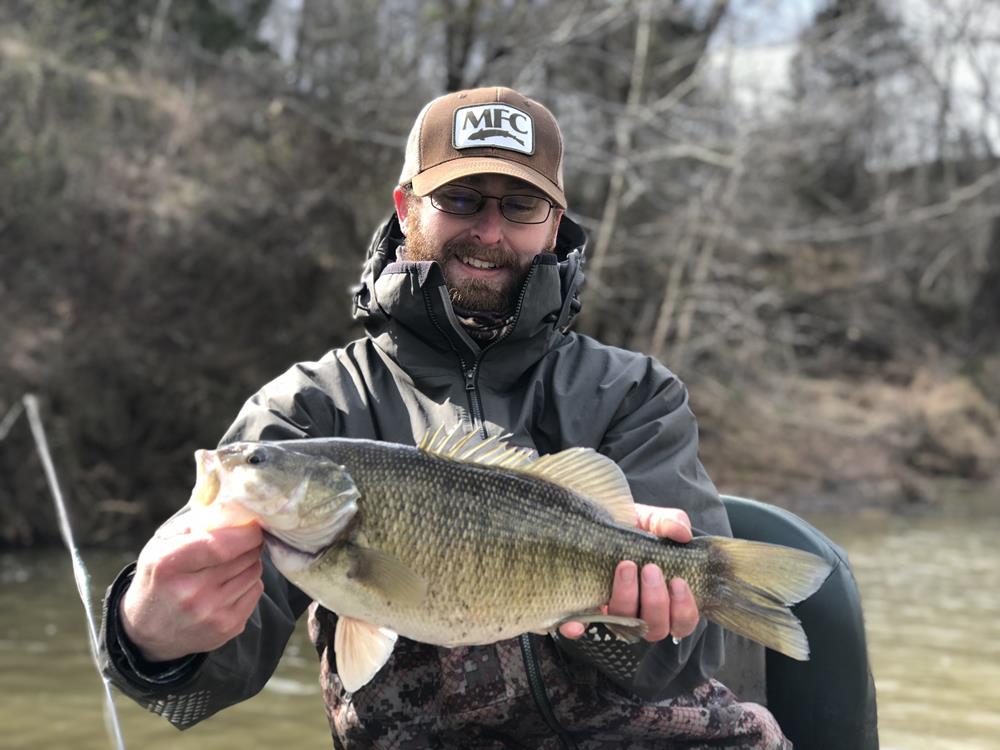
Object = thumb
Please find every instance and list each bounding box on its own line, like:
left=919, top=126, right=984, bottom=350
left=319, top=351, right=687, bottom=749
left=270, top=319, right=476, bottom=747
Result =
left=635, top=504, right=692, bottom=543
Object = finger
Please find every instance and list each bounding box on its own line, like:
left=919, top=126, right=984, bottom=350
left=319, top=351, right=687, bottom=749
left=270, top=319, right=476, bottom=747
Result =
left=153, top=516, right=195, bottom=540
left=634, top=504, right=690, bottom=530
left=206, top=524, right=265, bottom=558
left=635, top=505, right=692, bottom=543
left=210, top=579, right=265, bottom=645
left=230, top=579, right=265, bottom=623
left=206, top=546, right=264, bottom=589
left=639, top=564, right=670, bottom=641
left=216, top=556, right=265, bottom=608
left=606, top=561, right=639, bottom=618
left=667, top=578, right=699, bottom=639
left=558, top=621, right=586, bottom=639
left=168, top=525, right=264, bottom=572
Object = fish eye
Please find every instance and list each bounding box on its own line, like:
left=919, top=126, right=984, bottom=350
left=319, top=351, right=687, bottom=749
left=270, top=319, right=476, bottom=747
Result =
left=247, top=450, right=266, bottom=465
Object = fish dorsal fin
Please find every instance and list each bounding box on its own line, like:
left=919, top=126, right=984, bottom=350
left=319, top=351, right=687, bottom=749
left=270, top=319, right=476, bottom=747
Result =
left=418, top=426, right=536, bottom=471
left=334, top=616, right=398, bottom=692
left=526, top=447, right=636, bottom=526
left=418, top=428, right=636, bottom=526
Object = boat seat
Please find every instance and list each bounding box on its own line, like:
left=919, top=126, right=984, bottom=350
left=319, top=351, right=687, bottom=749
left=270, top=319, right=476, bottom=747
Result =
left=720, top=495, right=880, bottom=750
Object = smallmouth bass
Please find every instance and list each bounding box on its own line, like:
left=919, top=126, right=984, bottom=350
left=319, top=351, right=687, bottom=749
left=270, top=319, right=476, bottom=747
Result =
left=190, top=428, right=832, bottom=692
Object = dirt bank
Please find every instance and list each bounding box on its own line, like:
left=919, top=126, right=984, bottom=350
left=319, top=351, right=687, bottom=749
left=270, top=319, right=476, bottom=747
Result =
left=695, top=364, right=1000, bottom=514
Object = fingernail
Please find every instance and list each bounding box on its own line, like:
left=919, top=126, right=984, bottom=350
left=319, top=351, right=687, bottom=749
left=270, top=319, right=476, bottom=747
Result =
left=641, top=565, right=662, bottom=585
left=668, top=578, right=686, bottom=598
left=620, top=564, right=636, bottom=584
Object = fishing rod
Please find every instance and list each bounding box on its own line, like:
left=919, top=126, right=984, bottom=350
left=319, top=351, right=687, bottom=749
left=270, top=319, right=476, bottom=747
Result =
left=0, top=395, right=127, bottom=750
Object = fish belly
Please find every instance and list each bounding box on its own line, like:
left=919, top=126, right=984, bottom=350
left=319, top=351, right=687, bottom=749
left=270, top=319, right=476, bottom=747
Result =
left=286, top=530, right=617, bottom=646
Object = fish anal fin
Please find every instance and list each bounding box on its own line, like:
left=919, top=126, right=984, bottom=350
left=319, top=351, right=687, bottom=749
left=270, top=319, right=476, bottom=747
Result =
left=347, top=546, right=428, bottom=608
left=334, top=616, right=398, bottom=692
left=553, top=613, right=649, bottom=644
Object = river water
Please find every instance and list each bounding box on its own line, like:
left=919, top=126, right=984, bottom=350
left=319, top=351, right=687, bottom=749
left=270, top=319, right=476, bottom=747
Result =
left=2, top=504, right=998, bottom=750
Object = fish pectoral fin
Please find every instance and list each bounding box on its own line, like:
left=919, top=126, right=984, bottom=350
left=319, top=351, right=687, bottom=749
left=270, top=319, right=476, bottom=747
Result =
left=553, top=613, right=649, bottom=644
left=334, top=616, right=398, bottom=693
left=348, top=546, right=428, bottom=608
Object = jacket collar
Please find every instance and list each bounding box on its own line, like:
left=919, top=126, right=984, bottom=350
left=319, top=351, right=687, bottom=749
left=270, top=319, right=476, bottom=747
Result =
left=353, top=213, right=588, bottom=386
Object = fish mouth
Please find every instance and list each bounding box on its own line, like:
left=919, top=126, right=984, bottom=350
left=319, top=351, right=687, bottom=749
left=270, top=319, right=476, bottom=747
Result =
left=191, top=449, right=221, bottom=507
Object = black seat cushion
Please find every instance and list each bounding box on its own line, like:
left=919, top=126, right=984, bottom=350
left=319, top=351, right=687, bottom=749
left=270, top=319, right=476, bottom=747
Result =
left=722, top=495, right=879, bottom=750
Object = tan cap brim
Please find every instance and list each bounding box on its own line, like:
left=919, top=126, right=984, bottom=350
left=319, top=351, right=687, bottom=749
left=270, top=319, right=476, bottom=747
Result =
left=410, top=157, right=567, bottom=209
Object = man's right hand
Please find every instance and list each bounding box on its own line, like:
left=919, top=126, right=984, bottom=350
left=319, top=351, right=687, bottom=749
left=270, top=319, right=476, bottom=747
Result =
left=119, top=519, right=265, bottom=663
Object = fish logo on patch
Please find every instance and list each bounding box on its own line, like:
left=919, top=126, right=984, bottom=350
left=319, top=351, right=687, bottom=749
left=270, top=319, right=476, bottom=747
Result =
left=453, top=104, right=534, bottom=155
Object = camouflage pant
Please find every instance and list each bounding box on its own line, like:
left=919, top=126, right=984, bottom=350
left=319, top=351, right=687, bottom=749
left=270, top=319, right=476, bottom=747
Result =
left=309, top=606, right=790, bottom=750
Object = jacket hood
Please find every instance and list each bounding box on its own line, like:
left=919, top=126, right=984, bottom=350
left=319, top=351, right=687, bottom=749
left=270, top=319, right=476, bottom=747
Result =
left=353, top=212, right=588, bottom=329
left=351, top=212, right=589, bottom=387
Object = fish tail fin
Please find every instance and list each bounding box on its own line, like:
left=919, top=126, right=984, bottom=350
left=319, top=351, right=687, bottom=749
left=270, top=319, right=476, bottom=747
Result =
left=698, top=536, right=833, bottom=661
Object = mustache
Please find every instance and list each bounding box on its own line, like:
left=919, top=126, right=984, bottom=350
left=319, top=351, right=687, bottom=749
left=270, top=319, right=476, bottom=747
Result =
left=444, top=240, right=519, bottom=268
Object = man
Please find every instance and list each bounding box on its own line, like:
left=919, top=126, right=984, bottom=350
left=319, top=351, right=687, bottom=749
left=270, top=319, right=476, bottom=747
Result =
left=100, top=86, right=788, bottom=748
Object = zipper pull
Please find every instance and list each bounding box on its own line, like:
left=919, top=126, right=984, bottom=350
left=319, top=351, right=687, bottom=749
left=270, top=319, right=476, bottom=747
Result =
left=463, top=368, right=477, bottom=390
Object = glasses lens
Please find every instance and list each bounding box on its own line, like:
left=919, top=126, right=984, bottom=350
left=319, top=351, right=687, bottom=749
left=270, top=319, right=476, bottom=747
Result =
left=500, top=195, right=550, bottom=224
left=430, top=185, right=552, bottom=224
left=431, top=186, right=482, bottom=215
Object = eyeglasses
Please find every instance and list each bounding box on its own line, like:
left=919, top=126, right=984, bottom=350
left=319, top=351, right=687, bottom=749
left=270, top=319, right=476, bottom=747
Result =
left=429, top=185, right=554, bottom=224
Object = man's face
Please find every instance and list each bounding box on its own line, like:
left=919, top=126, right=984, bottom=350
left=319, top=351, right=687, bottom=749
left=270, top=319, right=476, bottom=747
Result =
left=393, top=174, right=563, bottom=313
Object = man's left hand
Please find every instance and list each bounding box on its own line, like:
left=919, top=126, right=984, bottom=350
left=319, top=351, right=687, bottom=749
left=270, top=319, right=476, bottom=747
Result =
left=558, top=504, right=700, bottom=643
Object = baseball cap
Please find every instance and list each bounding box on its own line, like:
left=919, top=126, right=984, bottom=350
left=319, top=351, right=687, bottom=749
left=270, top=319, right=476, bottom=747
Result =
left=398, top=86, right=566, bottom=209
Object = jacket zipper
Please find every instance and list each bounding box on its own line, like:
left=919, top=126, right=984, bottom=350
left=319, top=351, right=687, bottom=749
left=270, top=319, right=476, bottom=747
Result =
left=428, top=266, right=574, bottom=745
left=519, top=634, right=577, bottom=750
left=467, top=266, right=576, bottom=748
left=460, top=264, right=537, bottom=436
left=462, top=365, right=487, bottom=437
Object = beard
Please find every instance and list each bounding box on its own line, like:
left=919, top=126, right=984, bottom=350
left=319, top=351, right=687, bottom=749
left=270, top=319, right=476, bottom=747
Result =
left=402, top=210, right=555, bottom=314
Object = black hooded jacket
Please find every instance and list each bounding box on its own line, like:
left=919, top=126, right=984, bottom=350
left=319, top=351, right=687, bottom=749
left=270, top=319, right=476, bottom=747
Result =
left=99, top=213, right=731, bottom=744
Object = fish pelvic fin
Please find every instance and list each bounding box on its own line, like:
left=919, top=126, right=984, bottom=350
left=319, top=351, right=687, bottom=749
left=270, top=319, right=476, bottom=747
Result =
left=334, top=616, right=397, bottom=692
left=346, top=545, right=428, bottom=608
left=696, top=536, right=833, bottom=661
left=418, top=428, right=636, bottom=526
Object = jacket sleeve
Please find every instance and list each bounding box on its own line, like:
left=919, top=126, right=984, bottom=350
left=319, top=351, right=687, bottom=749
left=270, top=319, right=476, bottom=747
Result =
left=558, top=358, right=730, bottom=701
left=98, top=364, right=339, bottom=729
left=99, top=547, right=312, bottom=729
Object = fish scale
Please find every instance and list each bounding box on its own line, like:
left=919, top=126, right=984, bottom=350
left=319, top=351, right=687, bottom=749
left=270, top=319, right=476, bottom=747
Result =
left=329, top=446, right=629, bottom=632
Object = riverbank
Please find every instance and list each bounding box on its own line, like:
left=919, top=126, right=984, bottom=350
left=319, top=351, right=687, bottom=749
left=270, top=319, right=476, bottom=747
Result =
left=3, top=12, right=999, bottom=549
left=693, top=364, right=1000, bottom=515
left=2, top=360, right=997, bottom=548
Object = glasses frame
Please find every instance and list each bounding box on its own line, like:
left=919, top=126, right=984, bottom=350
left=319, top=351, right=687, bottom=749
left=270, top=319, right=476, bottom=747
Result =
left=429, top=184, right=555, bottom=225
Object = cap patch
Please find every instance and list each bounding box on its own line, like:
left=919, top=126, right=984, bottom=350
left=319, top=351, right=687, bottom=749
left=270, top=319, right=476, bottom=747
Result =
left=453, top=104, right=534, bottom=155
